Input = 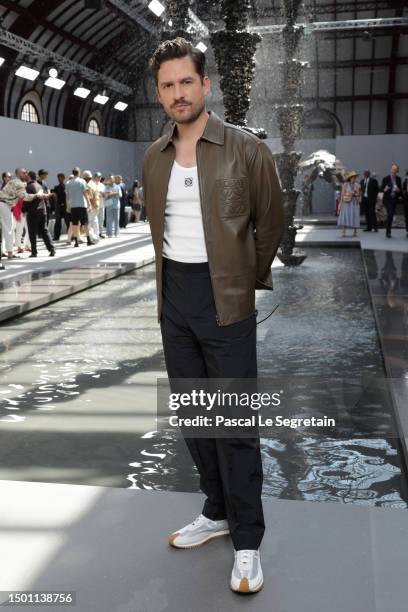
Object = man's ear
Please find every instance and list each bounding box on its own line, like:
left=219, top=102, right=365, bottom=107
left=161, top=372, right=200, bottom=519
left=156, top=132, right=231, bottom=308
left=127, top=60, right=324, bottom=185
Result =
left=203, top=76, right=211, bottom=97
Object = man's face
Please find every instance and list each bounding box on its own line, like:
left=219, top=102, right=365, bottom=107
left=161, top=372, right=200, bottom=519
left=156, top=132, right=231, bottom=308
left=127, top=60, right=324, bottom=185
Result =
left=39, top=174, right=47, bottom=182
left=3, top=173, right=11, bottom=184
left=156, top=56, right=210, bottom=125
left=364, top=171, right=370, bottom=178
left=391, top=165, right=399, bottom=176
left=16, top=169, right=28, bottom=181
left=94, top=176, right=100, bottom=183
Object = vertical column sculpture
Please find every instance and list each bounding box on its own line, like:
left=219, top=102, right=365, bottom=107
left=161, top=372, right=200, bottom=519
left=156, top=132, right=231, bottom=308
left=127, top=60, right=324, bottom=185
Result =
left=164, top=0, right=191, bottom=39
left=275, top=0, right=308, bottom=265
left=210, top=0, right=262, bottom=127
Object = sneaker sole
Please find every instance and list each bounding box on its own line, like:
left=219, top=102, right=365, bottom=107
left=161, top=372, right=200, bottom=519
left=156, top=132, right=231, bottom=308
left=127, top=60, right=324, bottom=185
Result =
left=230, top=577, right=264, bottom=594
left=168, top=529, right=230, bottom=549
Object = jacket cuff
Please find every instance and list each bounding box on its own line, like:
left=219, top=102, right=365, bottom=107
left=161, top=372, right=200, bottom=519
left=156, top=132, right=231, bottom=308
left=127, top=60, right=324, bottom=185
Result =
left=255, top=272, right=273, bottom=290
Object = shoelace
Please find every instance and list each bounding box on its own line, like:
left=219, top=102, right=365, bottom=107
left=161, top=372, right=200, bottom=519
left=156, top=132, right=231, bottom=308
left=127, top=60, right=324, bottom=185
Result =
left=191, top=514, right=206, bottom=527
left=236, top=550, right=257, bottom=570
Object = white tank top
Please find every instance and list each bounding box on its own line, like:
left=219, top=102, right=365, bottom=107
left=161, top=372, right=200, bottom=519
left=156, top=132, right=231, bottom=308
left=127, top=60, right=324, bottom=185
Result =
left=163, top=160, right=208, bottom=263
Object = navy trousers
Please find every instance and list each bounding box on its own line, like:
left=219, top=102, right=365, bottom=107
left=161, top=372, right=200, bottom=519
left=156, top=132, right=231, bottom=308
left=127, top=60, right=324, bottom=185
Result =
left=160, top=258, right=265, bottom=550
left=384, top=198, right=397, bottom=234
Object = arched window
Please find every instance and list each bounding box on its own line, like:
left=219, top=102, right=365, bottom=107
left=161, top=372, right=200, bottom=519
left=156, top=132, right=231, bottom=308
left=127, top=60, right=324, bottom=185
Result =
left=87, top=118, right=100, bottom=135
left=21, top=102, right=39, bottom=123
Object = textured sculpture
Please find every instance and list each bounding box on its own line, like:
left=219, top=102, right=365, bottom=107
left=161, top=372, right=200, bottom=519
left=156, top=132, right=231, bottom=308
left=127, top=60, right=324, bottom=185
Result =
left=299, top=150, right=346, bottom=186
left=163, top=0, right=191, bottom=40
left=211, top=0, right=262, bottom=127
left=276, top=0, right=308, bottom=266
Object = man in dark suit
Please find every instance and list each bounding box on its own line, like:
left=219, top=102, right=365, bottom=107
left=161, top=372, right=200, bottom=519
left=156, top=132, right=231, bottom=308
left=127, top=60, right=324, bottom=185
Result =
left=380, top=163, right=403, bottom=238
left=26, top=171, right=55, bottom=257
left=361, top=169, right=379, bottom=232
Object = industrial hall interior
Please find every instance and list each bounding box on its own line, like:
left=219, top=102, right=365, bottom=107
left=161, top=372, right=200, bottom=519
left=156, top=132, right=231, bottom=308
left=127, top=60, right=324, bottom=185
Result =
left=0, top=1, right=407, bottom=611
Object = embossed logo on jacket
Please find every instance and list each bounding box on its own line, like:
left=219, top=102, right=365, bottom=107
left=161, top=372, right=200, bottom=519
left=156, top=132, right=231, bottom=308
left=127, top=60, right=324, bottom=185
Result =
left=217, top=177, right=248, bottom=216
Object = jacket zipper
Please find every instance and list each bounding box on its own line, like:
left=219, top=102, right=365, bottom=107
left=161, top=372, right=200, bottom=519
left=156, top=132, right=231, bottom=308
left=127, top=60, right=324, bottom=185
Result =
left=196, top=139, right=221, bottom=326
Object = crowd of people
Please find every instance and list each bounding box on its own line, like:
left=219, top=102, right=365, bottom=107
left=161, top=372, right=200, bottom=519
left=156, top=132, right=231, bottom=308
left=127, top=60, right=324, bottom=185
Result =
left=1, top=161, right=406, bottom=261
left=337, top=163, right=408, bottom=238
left=0, top=168, right=145, bottom=259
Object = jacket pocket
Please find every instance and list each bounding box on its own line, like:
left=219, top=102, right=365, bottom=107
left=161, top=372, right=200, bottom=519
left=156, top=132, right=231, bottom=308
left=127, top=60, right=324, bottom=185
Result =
left=216, top=177, right=249, bottom=218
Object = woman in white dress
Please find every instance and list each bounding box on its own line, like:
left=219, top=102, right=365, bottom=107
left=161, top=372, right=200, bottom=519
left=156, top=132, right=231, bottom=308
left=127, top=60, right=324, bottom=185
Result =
left=338, top=170, right=361, bottom=238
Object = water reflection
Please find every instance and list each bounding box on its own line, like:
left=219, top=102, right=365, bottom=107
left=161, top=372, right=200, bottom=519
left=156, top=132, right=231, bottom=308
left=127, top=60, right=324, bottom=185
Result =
left=0, top=250, right=406, bottom=507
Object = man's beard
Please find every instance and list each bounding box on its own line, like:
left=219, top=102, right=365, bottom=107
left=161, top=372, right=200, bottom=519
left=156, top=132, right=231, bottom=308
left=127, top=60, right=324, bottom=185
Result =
left=169, top=101, right=205, bottom=125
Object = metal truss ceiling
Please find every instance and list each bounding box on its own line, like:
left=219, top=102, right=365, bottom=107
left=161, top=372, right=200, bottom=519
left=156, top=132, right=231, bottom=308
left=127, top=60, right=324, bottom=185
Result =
left=0, top=27, right=133, bottom=95
left=251, top=17, right=408, bottom=35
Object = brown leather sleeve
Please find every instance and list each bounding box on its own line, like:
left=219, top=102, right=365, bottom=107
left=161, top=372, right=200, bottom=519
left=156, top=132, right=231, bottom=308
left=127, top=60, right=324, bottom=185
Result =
left=142, top=154, right=149, bottom=217
left=249, top=142, right=284, bottom=289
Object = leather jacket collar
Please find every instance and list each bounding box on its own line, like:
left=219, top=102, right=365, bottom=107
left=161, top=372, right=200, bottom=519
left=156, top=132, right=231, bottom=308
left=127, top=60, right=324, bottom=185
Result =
left=160, top=110, right=225, bottom=151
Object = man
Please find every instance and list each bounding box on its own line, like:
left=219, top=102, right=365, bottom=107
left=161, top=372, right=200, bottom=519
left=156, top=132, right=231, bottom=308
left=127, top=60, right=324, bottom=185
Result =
left=51, top=173, right=71, bottom=241
left=380, top=163, right=403, bottom=238
left=0, top=168, right=48, bottom=259
left=26, top=171, right=55, bottom=258
left=65, top=167, right=93, bottom=247
left=360, top=169, right=379, bottom=232
left=82, top=171, right=99, bottom=242
left=38, top=169, right=53, bottom=225
left=142, top=38, right=284, bottom=594
left=1, top=171, right=12, bottom=190
left=94, top=172, right=106, bottom=238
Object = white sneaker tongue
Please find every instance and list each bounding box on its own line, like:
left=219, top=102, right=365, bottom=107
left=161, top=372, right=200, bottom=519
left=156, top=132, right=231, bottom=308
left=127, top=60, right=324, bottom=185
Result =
left=238, top=551, right=252, bottom=567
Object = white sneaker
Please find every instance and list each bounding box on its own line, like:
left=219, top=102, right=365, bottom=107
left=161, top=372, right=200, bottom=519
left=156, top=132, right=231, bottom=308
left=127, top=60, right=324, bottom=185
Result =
left=168, top=513, right=229, bottom=548
left=230, top=549, right=263, bottom=593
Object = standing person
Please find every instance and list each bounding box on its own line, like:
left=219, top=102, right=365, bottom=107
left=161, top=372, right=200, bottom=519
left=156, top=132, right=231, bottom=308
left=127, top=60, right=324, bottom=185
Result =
left=381, top=163, right=403, bottom=239
left=12, top=196, right=30, bottom=253
left=360, top=169, right=379, bottom=232
left=94, top=172, right=106, bottom=238
left=139, top=183, right=147, bottom=221
left=104, top=175, right=121, bottom=237
left=130, top=180, right=142, bottom=222
left=37, top=169, right=53, bottom=225
left=0, top=168, right=46, bottom=259
left=116, top=175, right=128, bottom=228
left=401, top=170, right=408, bottom=239
left=26, top=171, right=55, bottom=258
left=143, top=38, right=284, bottom=594
left=65, top=167, right=93, bottom=247
left=338, top=171, right=361, bottom=238
left=52, top=173, right=71, bottom=241
left=82, top=170, right=99, bottom=242
left=1, top=171, right=12, bottom=190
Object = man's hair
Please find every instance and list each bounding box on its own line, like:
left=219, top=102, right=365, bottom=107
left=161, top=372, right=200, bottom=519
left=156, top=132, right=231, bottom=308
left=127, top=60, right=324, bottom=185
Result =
left=149, top=37, right=205, bottom=84
left=72, top=167, right=80, bottom=176
left=57, top=172, right=65, bottom=179
left=28, top=170, right=37, bottom=181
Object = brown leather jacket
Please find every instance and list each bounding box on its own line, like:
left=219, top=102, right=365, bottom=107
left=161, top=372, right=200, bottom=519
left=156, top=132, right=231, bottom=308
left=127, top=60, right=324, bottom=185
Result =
left=142, top=111, right=284, bottom=326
